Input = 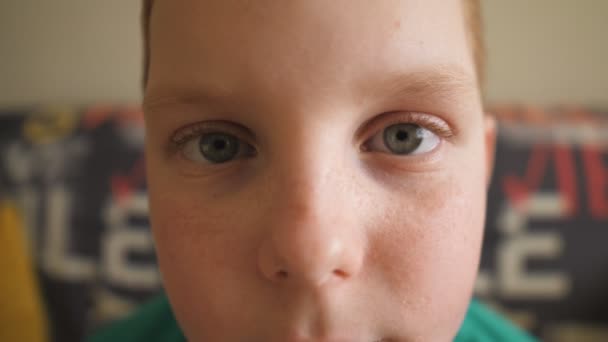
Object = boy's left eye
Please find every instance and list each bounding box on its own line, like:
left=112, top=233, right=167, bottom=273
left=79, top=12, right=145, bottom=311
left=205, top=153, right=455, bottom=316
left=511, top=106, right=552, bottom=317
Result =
left=364, top=123, right=440, bottom=155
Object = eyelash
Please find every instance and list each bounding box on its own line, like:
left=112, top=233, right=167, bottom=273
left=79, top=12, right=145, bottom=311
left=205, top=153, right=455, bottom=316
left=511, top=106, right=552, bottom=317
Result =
left=169, top=112, right=453, bottom=155
left=170, top=121, right=253, bottom=151
left=358, top=111, right=453, bottom=146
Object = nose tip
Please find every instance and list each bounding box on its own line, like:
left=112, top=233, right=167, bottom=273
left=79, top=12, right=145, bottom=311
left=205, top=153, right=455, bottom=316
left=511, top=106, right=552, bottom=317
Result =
left=258, top=231, right=363, bottom=287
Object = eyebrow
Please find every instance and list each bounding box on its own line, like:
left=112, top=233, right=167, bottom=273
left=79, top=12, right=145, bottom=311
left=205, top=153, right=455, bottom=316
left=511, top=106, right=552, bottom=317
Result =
left=143, top=84, right=236, bottom=114
left=368, top=65, right=478, bottom=104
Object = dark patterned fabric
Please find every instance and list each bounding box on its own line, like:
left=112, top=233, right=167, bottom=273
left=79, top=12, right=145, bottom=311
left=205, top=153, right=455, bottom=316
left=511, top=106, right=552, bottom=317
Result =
left=478, top=106, right=608, bottom=341
left=0, top=106, right=606, bottom=342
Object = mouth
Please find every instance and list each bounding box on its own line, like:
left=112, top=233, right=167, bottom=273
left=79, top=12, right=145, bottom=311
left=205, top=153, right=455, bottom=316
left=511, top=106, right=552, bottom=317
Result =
left=282, top=334, right=393, bottom=342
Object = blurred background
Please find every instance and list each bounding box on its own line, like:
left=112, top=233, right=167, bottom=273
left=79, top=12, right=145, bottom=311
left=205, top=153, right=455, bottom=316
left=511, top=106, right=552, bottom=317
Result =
left=1, top=0, right=607, bottom=106
left=0, top=1, right=606, bottom=342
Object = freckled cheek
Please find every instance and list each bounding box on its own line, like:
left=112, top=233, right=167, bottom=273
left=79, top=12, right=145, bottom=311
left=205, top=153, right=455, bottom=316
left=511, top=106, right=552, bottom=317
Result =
left=367, top=179, right=485, bottom=326
left=148, top=189, right=261, bottom=287
left=148, top=192, right=266, bottom=335
left=145, top=155, right=267, bottom=292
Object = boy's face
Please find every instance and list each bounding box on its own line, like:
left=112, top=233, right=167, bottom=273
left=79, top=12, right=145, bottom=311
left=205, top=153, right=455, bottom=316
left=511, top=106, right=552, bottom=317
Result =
left=144, top=0, right=495, bottom=341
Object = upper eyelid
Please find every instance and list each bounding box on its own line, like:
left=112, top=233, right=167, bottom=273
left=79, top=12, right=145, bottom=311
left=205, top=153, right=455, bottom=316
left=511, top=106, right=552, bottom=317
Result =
left=355, top=112, right=454, bottom=145
left=171, top=121, right=256, bottom=146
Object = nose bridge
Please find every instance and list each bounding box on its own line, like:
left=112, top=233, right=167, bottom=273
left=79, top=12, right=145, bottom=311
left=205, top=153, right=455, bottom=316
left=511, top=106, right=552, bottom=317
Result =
left=277, top=158, right=330, bottom=218
left=271, top=121, right=339, bottom=215
left=257, top=125, right=364, bottom=287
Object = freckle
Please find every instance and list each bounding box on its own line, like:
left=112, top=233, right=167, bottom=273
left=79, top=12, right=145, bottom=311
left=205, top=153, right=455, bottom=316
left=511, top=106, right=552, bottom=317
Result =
left=394, top=20, right=401, bottom=30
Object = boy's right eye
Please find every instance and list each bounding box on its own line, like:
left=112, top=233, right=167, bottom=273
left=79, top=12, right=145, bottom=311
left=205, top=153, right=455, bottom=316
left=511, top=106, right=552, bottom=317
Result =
left=172, top=122, right=257, bottom=165
left=183, top=132, right=256, bottom=164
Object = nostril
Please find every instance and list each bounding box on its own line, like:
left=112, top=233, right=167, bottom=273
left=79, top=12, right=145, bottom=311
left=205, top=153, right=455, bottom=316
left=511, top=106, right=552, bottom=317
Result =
left=276, top=270, right=288, bottom=279
left=333, top=269, right=348, bottom=278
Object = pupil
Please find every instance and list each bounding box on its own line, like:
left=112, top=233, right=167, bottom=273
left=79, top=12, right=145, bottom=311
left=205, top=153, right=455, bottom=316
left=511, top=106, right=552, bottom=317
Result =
left=213, top=139, right=226, bottom=150
left=396, top=130, right=408, bottom=141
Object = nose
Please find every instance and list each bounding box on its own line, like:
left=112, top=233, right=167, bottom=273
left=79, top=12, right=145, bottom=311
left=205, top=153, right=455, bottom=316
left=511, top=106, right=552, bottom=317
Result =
left=257, top=169, right=365, bottom=288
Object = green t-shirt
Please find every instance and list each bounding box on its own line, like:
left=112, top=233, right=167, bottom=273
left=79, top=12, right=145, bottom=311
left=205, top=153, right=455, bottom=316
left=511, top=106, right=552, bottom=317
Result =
left=88, top=295, right=537, bottom=342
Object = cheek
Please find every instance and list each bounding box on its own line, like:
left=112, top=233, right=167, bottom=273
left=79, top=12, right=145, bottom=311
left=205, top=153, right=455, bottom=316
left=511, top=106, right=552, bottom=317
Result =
left=146, top=154, right=265, bottom=272
left=368, top=170, right=486, bottom=335
left=147, top=179, right=263, bottom=338
left=150, top=188, right=247, bottom=268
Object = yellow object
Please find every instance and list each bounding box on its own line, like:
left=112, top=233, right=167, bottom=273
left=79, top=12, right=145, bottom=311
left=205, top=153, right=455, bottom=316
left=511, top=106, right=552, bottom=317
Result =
left=23, top=108, right=78, bottom=145
left=0, top=200, right=48, bottom=342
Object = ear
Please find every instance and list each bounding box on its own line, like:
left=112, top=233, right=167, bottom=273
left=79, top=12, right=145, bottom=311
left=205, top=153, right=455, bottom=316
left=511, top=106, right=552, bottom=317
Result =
left=483, top=113, right=497, bottom=188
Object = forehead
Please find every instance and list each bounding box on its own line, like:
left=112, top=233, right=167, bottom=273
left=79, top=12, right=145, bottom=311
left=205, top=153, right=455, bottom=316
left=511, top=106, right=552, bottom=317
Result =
left=147, top=0, right=475, bottom=104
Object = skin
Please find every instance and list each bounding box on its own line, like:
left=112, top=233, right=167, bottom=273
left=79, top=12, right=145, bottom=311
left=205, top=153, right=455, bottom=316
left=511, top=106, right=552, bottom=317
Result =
left=143, top=0, right=496, bottom=341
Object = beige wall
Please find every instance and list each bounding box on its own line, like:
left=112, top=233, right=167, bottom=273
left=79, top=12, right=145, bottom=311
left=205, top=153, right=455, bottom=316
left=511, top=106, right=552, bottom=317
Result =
left=0, top=1, right=607, bottom=107
left=0, top=1, right=142, bottom=106
left=483, top=0, right=608, bottom=106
